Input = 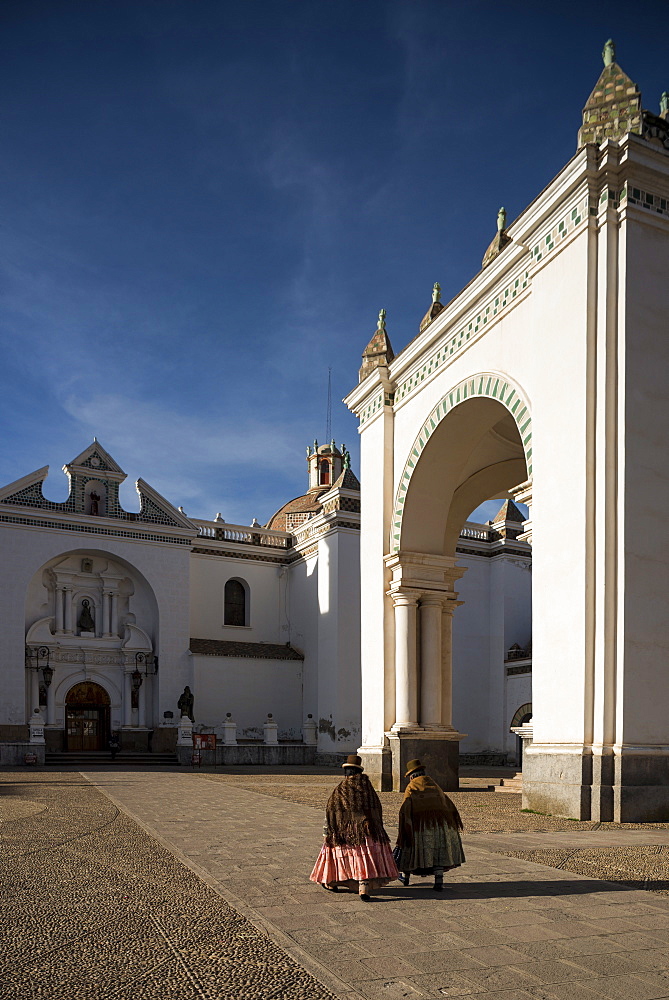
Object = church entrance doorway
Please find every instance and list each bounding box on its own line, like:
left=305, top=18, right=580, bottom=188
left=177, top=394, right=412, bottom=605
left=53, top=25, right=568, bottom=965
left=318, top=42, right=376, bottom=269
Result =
left=65, top=682, right=110, bottom=751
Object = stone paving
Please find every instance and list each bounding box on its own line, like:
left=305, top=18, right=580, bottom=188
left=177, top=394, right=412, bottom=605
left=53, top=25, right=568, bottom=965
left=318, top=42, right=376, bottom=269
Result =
left=84, top=768, right=669, bottom=1000
left=0, top=770, right=338, bottom=1000
left=7, top=766, right=669, bottom=999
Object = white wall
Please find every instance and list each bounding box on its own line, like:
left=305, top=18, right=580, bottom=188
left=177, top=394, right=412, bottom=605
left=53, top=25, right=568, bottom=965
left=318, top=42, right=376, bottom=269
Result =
left=193, top=654, right=303, bottom=740
left=189, top=552, right=284, bottom=643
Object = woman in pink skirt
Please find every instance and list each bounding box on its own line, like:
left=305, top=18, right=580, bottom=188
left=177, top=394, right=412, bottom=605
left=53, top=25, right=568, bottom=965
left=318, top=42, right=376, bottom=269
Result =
left=310, top=754, right=398, bottom=901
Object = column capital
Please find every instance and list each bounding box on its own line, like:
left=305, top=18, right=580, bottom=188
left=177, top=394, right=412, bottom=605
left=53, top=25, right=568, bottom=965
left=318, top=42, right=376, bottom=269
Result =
left=387, top=587, right=421, bottom=607
left=419, top=593, right=447, bottom=608
left=441, top=599, right=464, bottom=616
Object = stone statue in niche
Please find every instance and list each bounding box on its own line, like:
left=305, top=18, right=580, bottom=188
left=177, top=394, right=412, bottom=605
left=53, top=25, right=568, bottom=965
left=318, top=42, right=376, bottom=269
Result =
left=39, top=684, right=48, bottom=706
left=177, top=685, right=194, bottom=722
left=89, top=491, right=101, bottom=515
left=78, top=599, right=95, bottom=633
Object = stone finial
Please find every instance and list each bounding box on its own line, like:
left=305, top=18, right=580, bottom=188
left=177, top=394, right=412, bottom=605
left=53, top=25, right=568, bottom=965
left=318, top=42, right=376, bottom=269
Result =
left=330, top=438, right=336, bottom=453
left=313, top=439, right=318, bottom=451
left=482, top=207, right=512, bottom=269
left=342, top=444, right=351, bottom=470
left=359, top=309, right=394, bottom=382
left=419, top=282, right=445, bottom=333
left=661, top=92, right=669, bottom=118
left=602, top=39, right=615, bottom=67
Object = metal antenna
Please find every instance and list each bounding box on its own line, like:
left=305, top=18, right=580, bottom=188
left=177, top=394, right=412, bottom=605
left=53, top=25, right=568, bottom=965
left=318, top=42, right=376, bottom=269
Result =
left=325, top=367, right=332, bottom=443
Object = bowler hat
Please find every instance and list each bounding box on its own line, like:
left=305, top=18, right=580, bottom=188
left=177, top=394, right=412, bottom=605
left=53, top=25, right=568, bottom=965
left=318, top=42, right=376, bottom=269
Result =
left=342, top=754, right=364, bottom=771
left=405, top=758, right=425, bottom=777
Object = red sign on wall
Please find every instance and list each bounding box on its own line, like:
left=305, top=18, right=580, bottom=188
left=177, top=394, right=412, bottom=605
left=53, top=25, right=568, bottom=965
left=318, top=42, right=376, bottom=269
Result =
left=193, top=733, right=216, bottom=750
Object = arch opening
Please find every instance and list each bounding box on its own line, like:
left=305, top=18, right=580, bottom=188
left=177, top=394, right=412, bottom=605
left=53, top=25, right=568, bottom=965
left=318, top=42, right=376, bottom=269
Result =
left=65, top=681, right=111, bottom=752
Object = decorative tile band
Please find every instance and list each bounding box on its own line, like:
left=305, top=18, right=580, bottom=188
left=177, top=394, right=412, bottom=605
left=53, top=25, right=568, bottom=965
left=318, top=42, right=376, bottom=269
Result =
left=620, top=185, right=669, bottom=219
left=391, top=374, right=532, bottom=552
left=395, top=270, right=530, bottom=405
left=0, top=513, right=192, bottom=544
left=360, top=391, right=394, bottom=426
left=529, top=194, right=592, bottom=266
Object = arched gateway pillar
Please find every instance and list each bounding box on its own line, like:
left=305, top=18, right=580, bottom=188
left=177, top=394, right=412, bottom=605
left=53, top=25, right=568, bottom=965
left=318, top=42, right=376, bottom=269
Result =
left=382, top=553, right=467, bottom=790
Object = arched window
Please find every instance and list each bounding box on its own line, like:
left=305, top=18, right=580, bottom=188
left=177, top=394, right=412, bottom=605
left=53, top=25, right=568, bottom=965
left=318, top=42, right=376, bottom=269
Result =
left=224, top=579, right=247, bottom=627
left=319, top=460, right=330, bottom=486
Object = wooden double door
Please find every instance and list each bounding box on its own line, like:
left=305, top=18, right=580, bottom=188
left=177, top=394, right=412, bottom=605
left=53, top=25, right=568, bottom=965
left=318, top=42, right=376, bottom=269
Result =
left=65, top=682, right=111, bottom=751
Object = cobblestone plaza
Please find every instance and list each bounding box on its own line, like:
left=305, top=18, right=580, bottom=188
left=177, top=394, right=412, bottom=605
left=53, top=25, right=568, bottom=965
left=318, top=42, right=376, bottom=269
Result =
left=6, top=766, right=669, bottom=999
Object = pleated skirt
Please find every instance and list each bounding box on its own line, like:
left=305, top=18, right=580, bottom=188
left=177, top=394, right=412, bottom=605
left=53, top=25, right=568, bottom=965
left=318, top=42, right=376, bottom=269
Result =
left=396, top=823, right=465, bottom=876
left=310, top=837, right=399, bottom=886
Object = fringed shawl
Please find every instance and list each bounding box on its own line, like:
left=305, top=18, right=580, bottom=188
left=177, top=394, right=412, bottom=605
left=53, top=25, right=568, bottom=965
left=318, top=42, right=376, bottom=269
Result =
left=324, top=773, right=390, bottom=848
left=397, top=775, right=463, bottom=847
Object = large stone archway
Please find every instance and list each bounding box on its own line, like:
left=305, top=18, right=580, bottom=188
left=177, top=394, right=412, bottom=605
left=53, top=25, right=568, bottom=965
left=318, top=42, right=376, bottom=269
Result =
left=384, top=387, right=529, bottom=791
left=346, top=129, right=669, bottom=820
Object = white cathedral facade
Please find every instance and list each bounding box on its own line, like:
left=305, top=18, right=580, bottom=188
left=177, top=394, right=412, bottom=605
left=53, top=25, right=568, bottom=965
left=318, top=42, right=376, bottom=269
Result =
left=0, top=437, right=531, bottom=766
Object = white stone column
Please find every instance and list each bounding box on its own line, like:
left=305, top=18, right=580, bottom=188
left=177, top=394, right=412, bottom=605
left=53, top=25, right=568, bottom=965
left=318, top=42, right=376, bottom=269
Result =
left=30, top=668, right=40, bottom=715
left=55, top=587, right=64, bottom=633
left=63, top=588, right=73, bottom=634
left=420, top=596, right=443, bottom=726
left=110, top=593, right=119, bottom=636
left=46, top=678, right=55, bottom=726
left=391, top=592, right=419, bottom=728
left=123, top=671, right=132, bottom=727
left=441, top=603, right=456, bottom=728
left=138, top=676, right=146, bottom=728
left=102, top=591, right=111, bottom=637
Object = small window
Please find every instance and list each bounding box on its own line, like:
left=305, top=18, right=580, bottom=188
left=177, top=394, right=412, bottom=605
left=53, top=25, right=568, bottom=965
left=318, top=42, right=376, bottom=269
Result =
left=319, top=460, right=330, bottom=486
left=224, top=579, right=247, bottom=627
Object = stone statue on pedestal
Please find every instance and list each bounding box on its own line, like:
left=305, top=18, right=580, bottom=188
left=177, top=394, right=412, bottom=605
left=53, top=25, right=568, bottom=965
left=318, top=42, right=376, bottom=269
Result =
left=177, top=685, right=194, bottom=722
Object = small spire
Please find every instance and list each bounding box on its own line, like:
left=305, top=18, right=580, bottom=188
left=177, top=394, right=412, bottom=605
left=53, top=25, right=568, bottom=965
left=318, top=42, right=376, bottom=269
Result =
left=377, top=308, right=386, bottom=331
left=602, top=39, right=615, bottom=68
left=431, top=282, right=441, bottom=304
left=661, top=92, right=669, bottom=116
left=497, top=207, right=507, bottom=232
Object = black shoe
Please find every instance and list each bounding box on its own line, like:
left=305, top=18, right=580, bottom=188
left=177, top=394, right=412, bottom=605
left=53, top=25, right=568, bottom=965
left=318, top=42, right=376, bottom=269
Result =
left=433, top=883, right=443, bottom=892
left=397, top=873, right=410, bottom=886
left=321, top=883, right=338, bottom=892
left=359, top=893, right=371, bottom=902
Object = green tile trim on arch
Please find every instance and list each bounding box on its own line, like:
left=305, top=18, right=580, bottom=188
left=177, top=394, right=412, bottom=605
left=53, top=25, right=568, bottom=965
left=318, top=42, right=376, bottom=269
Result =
left=391, top=373, right=532, bottom=553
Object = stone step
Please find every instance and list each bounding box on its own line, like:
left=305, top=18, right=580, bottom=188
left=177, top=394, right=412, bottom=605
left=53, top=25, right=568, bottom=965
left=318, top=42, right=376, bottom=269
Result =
left=496, top=773, right=523, bottom=792
left=45, top=752, right=179, bottom=766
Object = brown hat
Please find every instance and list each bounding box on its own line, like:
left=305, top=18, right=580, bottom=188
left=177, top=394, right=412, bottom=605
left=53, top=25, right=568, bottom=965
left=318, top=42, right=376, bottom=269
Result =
left=342, top=754, right=364, bottom=771
left=405, top=758, right=425, bottom=777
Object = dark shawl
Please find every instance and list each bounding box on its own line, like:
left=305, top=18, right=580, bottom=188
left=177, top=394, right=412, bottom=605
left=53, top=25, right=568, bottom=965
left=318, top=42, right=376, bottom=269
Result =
left=324, top=772, right=390, bottom=848
left=396, top=774, right=463, bottom=847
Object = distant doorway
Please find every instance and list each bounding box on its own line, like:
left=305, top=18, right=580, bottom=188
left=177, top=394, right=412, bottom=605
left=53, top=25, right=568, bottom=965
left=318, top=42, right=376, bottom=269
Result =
left=65, top=682, right=110, bottom=751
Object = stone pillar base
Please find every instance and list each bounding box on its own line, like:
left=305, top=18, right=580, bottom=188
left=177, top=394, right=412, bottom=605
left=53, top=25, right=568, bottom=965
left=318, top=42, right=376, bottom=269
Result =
left=386, top=730, right=464, bottom=792
left=524, top=746, right=669, bottom=823
left=357, top=745, right=393, bottom=791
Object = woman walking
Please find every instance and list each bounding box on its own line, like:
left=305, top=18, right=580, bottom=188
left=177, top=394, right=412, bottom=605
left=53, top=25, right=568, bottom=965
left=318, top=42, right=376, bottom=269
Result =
left=395, top=758, right=465, bottom=892
left=310, top=754, right=398, bottom=901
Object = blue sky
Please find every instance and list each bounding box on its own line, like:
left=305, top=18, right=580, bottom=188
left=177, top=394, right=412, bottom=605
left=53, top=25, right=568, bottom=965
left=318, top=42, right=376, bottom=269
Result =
left=1, top=1, right=666, bottom=525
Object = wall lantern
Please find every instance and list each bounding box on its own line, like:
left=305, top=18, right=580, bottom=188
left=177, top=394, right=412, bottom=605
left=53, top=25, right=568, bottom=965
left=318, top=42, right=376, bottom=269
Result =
left=36, top=646, right=52, bottom=686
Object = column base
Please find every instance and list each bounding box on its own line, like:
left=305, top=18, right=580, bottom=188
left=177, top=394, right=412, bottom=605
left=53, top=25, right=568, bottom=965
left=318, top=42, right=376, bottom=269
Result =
left=386, top=730, right=464, bottom=792
left=358, top=745, right=393, bottom=791
left=524, top=745, right=669, bottom=822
